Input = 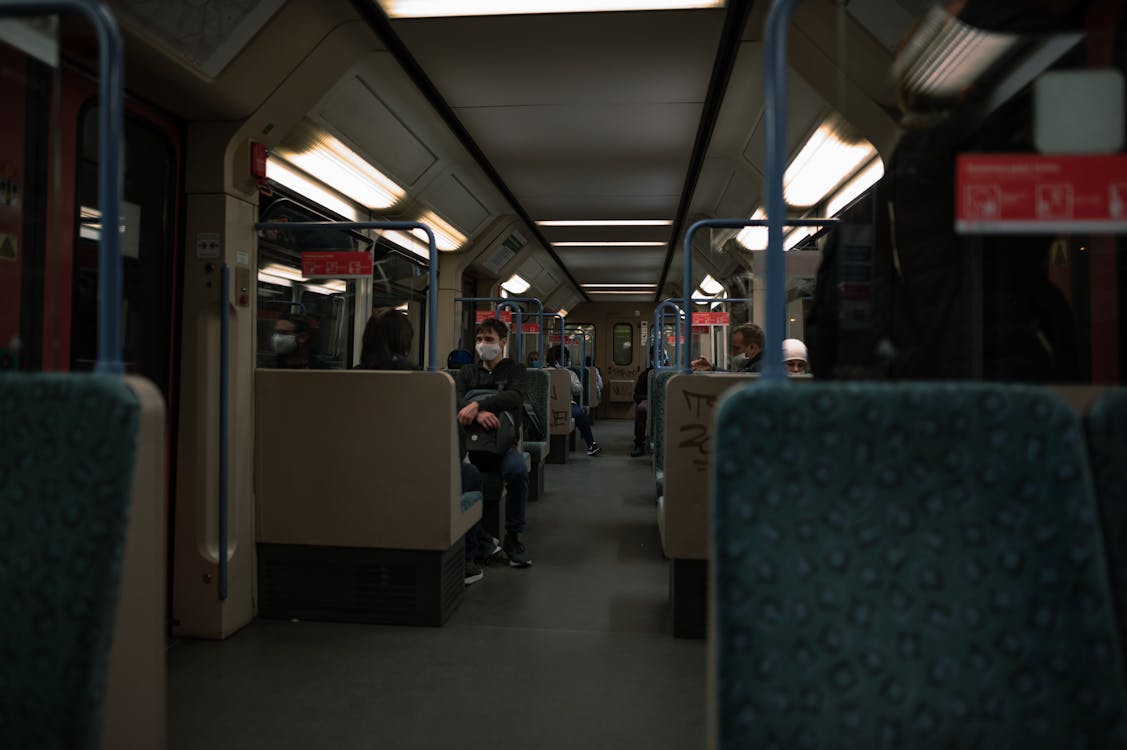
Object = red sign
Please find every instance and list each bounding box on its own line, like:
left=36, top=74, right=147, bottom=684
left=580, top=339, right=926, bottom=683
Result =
left=301, top=251, right=372, bottom=278
left=520, top=324, right=540, bottom=334
left=692, top=311, right=730, bottom=326
left=475, top=310, right=514, bottom=324
left=956, top=154, right=1127, bottom=233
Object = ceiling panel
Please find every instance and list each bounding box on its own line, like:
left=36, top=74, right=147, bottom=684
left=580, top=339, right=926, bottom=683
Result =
left=393, top=11, right=724, bottom=108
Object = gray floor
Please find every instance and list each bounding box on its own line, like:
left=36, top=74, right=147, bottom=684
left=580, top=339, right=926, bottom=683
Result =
left=168, top=419, right=706, bottom=750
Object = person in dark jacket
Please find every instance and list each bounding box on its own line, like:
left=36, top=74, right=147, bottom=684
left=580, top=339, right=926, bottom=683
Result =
left=455, top=317, right=532, bottom=568
left=357, top=307, right=416, bottom=370
left=691, top=323, right=763, bottom=373
left=356, top=308, right=495, bottom=585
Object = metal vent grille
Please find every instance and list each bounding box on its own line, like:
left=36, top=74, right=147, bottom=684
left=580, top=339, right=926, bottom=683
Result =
left=257, top=541, right=465, bottom=626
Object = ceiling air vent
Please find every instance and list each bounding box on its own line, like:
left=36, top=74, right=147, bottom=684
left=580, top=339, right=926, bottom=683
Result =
left=480, top=230, right=526, bottom=275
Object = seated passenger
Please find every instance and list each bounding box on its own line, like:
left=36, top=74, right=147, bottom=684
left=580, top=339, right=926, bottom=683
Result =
left=546, top=345, right=601, bottom=457
left=357, top=308, right=498, bottom=585
left=585, top=356, right=603, bottom=400
left=526, top=350, right=541, bottom=368
left=447, top=348, right=474, bottom=370
left=271, top=314, right=324, bottom=369
left=691, top=323, right=763, bottom=373
left=630, top=345, right=664, bottom=457
left=783, top=338, right=809, bottom=376
left=455, top=317, right=532, bottom=569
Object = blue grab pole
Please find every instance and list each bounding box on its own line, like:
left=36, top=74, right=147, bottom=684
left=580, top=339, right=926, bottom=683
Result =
left=764, top=0, right=802, bottom=381
left=653, top=300, right=684, bottom=370
left=255, top=221, right=439, bottom=370
left=0, top=1, right=126, bottom=372
left=219, top=266, right=230, bottom=601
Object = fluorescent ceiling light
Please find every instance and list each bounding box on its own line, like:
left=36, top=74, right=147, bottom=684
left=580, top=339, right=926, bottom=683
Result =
left=784, top=119, right=877, bottom=208
left=266, top=158, right=361, bottom=221
left=259, top=264, right=350, bottom=292
left=502, top=274, right=531, bottom=294
left=262, top=263, right=304, bottom=282
left=699, top=274, right=724, bottom=295
left=825, top=158, right=885, bottom=218
left=554, top=241, right=666, bottom=247
left=380, top=229, right=430, bottom=260
left=411, top=210, right=466, bottom=252
left=893, top=5, right=1020, bottom=99
left=538, top=219, right=673, bottom=227
left=257, top=270, right=293, bottom=288
left=587, top=290, right=653, bottom=295
left=556, top=309, right=569, bottom=318
left=582, top=283, right=657, bottom=288
left=378, top=0, right=724, bottom=19
left=735, top=208, right=768, bottom=251
left=273, top=122, right=405, bottom=210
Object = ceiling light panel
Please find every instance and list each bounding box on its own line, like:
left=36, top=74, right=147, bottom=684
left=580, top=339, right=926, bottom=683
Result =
left=377, top=0, right=724, bottom=19
left=825, top=158, right=885, bottom=218
left=266, top=159, right=361, bottom=221
left=581, top=283, right=658, bottom=288
left=273, top=123, right=405, bottom=210
left=784, top=120, right=877, bottom=208
left=411, top=210, right=467, bottom=252
left=554, top=241, right=666, bottom=247
left=538, top=220, right=673, bottom=227
left=735, top=208, right=767, bottom=251
left=502, top=274, right=531, bottom=294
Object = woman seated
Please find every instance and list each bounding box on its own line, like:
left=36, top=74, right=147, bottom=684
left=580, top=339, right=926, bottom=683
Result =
left=545, top=345, right=600, bottom=457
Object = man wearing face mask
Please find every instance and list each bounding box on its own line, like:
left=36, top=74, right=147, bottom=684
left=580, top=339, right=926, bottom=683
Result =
left=454, top=317, right=532, bottom=568
left=271, top=315, right=322, bottom=369
left=691, top=323, right=763, bottom=373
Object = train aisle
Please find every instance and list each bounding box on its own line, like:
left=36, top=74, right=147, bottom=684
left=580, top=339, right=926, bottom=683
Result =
left=167, top=419, right=706, bottom=750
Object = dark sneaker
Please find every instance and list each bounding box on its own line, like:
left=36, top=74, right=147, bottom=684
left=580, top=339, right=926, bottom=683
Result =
left=464, top=561, right=484, bottom=585
left=478, top=535, right=505, bottom=566
left=630, top=445, right=644, bottom=457
left=503, top=533, right=532, bottom=568
left=587, top=442, right=602, bottom=456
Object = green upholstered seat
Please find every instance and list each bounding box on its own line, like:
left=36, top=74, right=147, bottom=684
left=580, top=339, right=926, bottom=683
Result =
left=0, top=374, right=141, bottom=750
left=522, top=369, right=550, bottom=465
left=713, top=382, right=1127, bottom=748
left=1087, top=389, right=1127, bottom=674
left=461, top=490, right=483, bottom=512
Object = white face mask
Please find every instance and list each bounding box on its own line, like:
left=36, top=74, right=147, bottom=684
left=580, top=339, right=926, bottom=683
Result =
left=272, top=333, right=297, bottom=355
left=476, top=342, right=502, bottom=362
left=731, top=352, right=750, bottom=369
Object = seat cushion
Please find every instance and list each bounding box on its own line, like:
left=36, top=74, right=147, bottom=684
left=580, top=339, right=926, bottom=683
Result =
left=460, top=490, right=483, bottom=512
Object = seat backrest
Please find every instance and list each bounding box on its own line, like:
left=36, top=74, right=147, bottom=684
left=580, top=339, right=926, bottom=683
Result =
left=586, top=367, right=601, bottom=408
left=547, top=369, right=573, bottom=435
left=712, top=382, right=1127, bottom=748
left=1087, top=389, right=1127, bottom=679
left=651, top=369, right=680, bottom=475
left=521, top=368, right=550, bottom=442
left=661, top=373, right=757, bottom=559
left=0, top=374, right=141, bottom=750
left=256, top=370, right=470, bottom=550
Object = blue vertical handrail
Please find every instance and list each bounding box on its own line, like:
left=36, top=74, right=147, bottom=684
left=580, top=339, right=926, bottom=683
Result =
left=682, top=218, right=832, bottom=377
left=255, top=222, right=440, bottom=369
left=0, top=1, right=125, bottom=371
left=764, top=0, right=802, bottom=381
left=454, top=296, right=545, bottom=364
left=496, top=301, right=524, bottom=362
left=218, top=266, right=230, bottom=601
left=653, top=300, right=684, bottom=370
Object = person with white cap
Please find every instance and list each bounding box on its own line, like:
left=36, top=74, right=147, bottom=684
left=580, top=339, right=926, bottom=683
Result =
left=782, top=338, right=809, bottom=376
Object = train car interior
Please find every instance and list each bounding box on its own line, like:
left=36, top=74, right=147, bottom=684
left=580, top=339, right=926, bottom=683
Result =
left=2, top=0, right=1126, bottom=748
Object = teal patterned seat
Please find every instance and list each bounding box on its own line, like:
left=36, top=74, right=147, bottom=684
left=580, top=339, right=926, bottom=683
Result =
left=1087, top=389, right=1127, bottom=678
left=652, top=369, right=679, bottom=498
left=0, top=374, right=141, bottom=750
left=461, top=490, right=483, bottom=512
left=713, top=382, right=1127, bottom=749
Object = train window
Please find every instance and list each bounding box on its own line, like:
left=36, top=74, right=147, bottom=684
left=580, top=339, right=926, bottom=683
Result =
left=612, top=323, right=632, bottom=366
left=70, top=104, right=177, bottom=395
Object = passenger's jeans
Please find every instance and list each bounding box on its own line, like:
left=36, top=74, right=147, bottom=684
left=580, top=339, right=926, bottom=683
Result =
left=470, top=446, right=528, bottom=536
left=460, top=461, right=486, bottom=560
left=571, top=403, right=595, bottom=447
left=633, top=399, right=648, bottom=448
